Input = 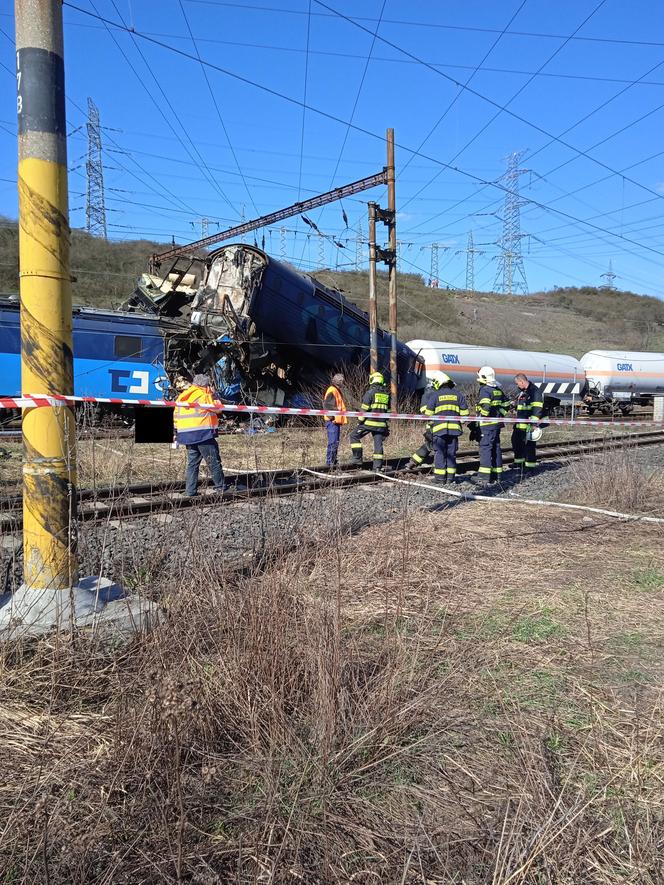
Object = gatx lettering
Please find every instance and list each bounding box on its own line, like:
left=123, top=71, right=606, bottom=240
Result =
left=617, top=363, right=633, bottom=371
left=442, top=353, right=460, bottom=364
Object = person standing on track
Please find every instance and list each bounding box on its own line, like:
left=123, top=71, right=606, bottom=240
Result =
left=174, top=373, right=226, bottom=498
left=350, top=370, right=391, bottom=471
left=475, top=366, right=509, bottom=487
left=425, top=373, right=469, bottom=483
left=323, top=372, right=347, bottom=467
left=405, top=376, right=441, bottom=471
left=512, top=372, right=544, bottom=474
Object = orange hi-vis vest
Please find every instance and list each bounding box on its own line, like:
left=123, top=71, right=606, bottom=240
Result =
left=323, top=385, right=348, bottom=425
left=174, top=385, right=220, bottom=444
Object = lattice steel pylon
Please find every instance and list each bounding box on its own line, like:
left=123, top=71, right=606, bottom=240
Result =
left=85, top=97, right=107, bottom=238
left=455, top=230, right=485, bottom=293
left=600, top=259, right=617, bottom=290
left=494, top=151, right=529, bottom=295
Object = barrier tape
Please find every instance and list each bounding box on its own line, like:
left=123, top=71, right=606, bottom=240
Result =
left=1, top=393, right=663, bottom=428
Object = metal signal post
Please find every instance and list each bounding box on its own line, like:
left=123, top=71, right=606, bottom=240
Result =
left=15, top=0, right=78, bottom=592
left=386, top=128, right=398, bottom=405
left=366, top=130, right=398, bottom=400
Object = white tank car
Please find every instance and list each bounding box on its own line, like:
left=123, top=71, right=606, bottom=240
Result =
left=406, top=340, right=587, bottom=399
left=581, top=350, right=664, bottom=400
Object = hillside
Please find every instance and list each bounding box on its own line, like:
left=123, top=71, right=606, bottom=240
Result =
left=2, top=218, right=664, bottom=356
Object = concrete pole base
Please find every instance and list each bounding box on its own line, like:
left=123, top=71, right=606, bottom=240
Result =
left=0, top=576, right=160, bottom=642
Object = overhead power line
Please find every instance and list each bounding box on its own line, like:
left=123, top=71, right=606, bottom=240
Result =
left=58, top=3, right=664, bottom=264
left=313, top=0, right=664, bottom=205
left=181, top=1, right=664, bottom=48
left=176, top=0, right=259, bottom=215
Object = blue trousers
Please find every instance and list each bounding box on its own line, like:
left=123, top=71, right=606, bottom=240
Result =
left=479, top=425, right=503, bottom=477
left=326, top=421, right=341, bottom=465
left=185, top=439, right=225, bottom=495
left=433, top=434, right=459, bottom=476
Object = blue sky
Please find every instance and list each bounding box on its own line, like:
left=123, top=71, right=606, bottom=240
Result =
left=2, top=0, right=664, bottom=296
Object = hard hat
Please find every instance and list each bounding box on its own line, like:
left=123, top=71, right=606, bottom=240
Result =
left=527, top=425, right=543, bottom=442
left=429, top=371, right=452, bottom=390
left=369, top=371, right=385, bottom=385
left=477, top=365, right=496, bottom=385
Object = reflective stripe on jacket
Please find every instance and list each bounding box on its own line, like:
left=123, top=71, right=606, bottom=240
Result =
left=424, top=388, right=469, bottom=436
left=477, top=384, right=509, bottom=427
left=515, top=381, right=544, bottom=430
left=323, top=384, right=348, bottom=424
left=359, top=383, right=391, bottom=429
left=174, top=384, right=220, bottom=444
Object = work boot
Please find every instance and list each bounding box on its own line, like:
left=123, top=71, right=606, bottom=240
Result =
left=405, top=460, right=418, bottom=471
left=433, top=473, right=447, bottom=484
left=373, top=463, right=385, bottom=473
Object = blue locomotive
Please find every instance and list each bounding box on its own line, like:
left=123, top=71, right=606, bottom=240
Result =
left=128, top=243, right=425, bottom=403
left=0, top=297, right=171, bottom=402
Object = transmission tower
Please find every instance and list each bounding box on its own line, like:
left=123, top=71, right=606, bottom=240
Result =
left=494, top=151, right=529, bottom=295
left=600, top=259, right=617, bottom=290
left=455, top=230, right=485, bottom=293
left=85, top=97, right=107, bottom=238
left=280, top=226, right=287, bottom=260
left=318, top=232, right=325, bottom=267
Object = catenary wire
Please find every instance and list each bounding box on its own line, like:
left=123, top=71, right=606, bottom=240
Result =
left=60, top=2, right=664, bottom=267
left=176, top=0, right=260, bottom=215
left=313, top=0, right=664, bottom=206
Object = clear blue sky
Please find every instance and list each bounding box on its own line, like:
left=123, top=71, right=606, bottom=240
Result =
left=1, top=0, right=664, bottom=296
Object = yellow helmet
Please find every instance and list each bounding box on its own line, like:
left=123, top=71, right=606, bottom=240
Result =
left=369, top=371, right=385, bottom=385
left=430, top=371, right=451, bottom=390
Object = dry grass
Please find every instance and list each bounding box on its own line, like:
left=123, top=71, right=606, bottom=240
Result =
left=564, top=445, right=664, bottom=515
left=1, top=491, right=663, bottom=882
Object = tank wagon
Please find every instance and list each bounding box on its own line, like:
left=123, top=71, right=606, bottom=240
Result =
left=581, top=350, right=664, bottom=411
left=127, top=244, right=425, bottom=404
left=407, top=340, right=587, bottom=404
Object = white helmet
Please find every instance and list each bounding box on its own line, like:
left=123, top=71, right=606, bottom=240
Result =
left=527, top=425, right=543, bottom=442
left=477, top=365, right=496, bottom=385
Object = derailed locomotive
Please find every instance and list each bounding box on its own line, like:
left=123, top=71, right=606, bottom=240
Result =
left=125, top=243, right=425, bottom=404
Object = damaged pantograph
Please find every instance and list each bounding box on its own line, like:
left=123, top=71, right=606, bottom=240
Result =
left=124, top=243, right=425, bottom=407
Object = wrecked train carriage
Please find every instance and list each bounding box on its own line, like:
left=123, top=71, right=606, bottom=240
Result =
left=125, top=244, right=425, bottom=406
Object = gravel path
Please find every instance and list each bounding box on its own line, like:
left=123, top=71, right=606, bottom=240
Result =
left=3, top=443, right=664, bottom=596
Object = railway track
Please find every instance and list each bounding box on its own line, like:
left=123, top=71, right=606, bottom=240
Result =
left=1, top=429, right=663, bottom=533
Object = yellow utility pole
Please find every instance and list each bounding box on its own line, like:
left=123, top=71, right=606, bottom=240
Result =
left=16, top=0, right=77, bottom=591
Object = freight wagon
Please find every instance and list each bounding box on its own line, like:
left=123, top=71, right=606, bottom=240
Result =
left=406, top=340, right=588, bottom=403
left=581, top=350, right=664, bottom=412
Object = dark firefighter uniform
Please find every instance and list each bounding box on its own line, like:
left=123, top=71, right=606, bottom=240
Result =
left=424, top=383, right=469, bottom=482
left=350, top=372, right=391, bottom=470
left=406, top=385, right=438, bottom=469
left=477, top=382, right=509, bottom=481
left=512, top=381, right=544, bottom=470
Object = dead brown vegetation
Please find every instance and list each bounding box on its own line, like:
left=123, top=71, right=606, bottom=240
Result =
left=1, top=494, right=663, bottom=883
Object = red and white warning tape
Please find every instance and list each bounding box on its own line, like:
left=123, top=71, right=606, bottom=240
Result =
left=1, top=392, right=663, bottom=428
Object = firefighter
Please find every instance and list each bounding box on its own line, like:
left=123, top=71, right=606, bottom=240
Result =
left=405, top=376, right=441, bottom=471
left=475, top=366, right=509, bottom=486
left=174, top=373, right=226, bottom=497
left=350, top=370, right=391, bottom=471
left=425, top=373, right=469, bottom=483
left=323, top=372, right=347, bottom=467
left=512, top=372, right=544, bottom=473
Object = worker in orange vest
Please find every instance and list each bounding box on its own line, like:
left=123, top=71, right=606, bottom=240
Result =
left=323, top=372, right=348, bottom=467
left=174, top=373, right=225, bottom=497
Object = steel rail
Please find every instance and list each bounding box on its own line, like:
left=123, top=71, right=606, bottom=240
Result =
left=1, top=430, right=663, bottom=533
